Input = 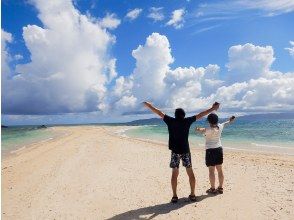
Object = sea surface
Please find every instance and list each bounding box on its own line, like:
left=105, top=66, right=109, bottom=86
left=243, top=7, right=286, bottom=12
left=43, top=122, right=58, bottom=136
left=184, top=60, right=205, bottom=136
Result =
left=123, top=118, right=294, bottom=155
left=2, top=118, right=294, bottom=156
left=1, top=126, right=60, bottom=156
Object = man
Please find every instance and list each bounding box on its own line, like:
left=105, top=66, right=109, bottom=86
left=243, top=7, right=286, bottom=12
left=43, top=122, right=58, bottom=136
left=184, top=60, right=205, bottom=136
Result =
left=143, top=101, right=220, bottom=203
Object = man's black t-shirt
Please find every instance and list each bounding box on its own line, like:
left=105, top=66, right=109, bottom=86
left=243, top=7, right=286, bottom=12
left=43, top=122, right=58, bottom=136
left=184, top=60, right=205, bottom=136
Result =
left=163, top=115, right=197, bottom=154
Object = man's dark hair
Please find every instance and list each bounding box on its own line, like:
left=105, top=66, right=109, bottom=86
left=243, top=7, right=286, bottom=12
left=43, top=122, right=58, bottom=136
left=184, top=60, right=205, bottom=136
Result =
left=175, top=108, right=185, bottom=119
left=207, top=113, right=219, bottom=125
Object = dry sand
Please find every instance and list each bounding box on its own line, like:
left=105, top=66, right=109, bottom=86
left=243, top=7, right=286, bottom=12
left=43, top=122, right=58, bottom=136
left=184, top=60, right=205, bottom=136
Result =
left=2, top=126, right=294, bottom=219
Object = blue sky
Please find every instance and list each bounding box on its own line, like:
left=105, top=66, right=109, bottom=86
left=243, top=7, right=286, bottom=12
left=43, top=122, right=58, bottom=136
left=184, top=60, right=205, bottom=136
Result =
left=2, top=0, right=294, bottom=125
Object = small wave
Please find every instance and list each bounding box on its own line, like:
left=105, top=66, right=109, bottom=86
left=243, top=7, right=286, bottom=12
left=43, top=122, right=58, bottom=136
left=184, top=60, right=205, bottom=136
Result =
left=223, top=146, right=294, bottom=156
left=10, top=146, right=26, bottom=154
left=251, top=142, right=293, bottom=149
left=114, top=126, right=139, bottom=134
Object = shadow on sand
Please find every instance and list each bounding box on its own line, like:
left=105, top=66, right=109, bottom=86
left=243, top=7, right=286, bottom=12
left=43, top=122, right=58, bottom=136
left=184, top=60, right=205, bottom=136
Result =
left=107, top=194, right=216, bottom=220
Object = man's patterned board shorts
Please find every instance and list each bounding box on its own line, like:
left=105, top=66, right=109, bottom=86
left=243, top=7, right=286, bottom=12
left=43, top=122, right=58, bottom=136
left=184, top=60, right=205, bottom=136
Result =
left=170, top=152, right=192, bottom=168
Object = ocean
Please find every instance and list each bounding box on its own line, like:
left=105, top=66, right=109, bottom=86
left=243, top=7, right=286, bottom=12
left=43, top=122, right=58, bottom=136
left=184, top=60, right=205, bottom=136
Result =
left=2, top=118, right=294, bottom=156
left=123, top=118, right=294, bottom=155
left=1, top=126, right=60, bottom=156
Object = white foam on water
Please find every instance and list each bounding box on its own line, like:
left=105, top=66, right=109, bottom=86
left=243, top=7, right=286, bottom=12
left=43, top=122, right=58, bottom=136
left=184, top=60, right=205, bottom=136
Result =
left=114, top=126, right=142, bottom=137
left=251, top=142, right=293, bottom=149
left=10, top=146, right=27, bottom=154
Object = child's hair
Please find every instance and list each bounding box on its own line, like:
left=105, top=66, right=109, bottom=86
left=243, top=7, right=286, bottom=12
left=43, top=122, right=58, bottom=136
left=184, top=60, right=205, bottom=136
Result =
left=175, top=108, right=185, bottom=119
left=207, top=113, right=219, bottom=128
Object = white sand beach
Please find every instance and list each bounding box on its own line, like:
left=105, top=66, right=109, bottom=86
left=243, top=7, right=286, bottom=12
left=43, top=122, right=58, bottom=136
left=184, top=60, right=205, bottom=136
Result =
left=2, top=126, right=294, bottom=219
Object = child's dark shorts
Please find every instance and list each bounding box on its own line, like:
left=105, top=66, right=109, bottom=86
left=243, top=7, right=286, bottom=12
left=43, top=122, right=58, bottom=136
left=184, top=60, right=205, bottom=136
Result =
left=205, top=147, right=223, bottom=167
left=170, top=152, right=192, bottom=168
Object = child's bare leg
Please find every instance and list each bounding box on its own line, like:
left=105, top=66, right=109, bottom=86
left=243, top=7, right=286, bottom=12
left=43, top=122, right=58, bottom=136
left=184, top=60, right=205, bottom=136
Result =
left=216, top=165, right=224, bottom=188
left=208, top=166, right=216, bottom=189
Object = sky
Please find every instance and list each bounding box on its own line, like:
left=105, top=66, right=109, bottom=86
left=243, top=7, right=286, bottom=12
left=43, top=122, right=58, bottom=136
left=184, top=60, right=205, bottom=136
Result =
left=1, top=0, right=294, bottom=125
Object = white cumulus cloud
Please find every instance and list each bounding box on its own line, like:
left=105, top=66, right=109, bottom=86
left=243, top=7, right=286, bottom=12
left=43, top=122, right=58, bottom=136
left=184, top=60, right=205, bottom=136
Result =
left=285, top=41, right=294, bottom=58
left=1, top=29, right=13, bottom=78
left=147, top=7, right=165, bottom=22
left=125, top=8, right=142, bottom=21
left=2, top=3, right=294, bottom=119
left=2, top=0, right=117, bottom=115
left=166, top=8, right=186, bottom=29
left=99, top=13, right=121, bottom=29
left=112, top=33, right=294, bottom=114
left=226, top=43, right=275, bottom=83
left=111, top=33, right=222, bottom=112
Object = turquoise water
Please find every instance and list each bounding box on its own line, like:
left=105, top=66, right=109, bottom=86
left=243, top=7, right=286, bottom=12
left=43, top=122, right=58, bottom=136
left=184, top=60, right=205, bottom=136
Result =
left=2, top=119, right=294, bottom=156
left=1, top=126, right=58, bottom=156
left=124, top=119, right=294, bottom=155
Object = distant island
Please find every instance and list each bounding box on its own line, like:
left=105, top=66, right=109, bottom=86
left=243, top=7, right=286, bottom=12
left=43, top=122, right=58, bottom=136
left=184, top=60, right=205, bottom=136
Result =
left=37, top=125, right=47, bottom=129
left=235, top=112, right=294, bottom=120
left=125, top=112, right=294, bottom=125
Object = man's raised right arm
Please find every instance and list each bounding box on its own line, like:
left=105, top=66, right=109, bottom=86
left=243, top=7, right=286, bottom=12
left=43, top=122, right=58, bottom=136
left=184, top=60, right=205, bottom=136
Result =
left=195, top=102, right=220, bottom=120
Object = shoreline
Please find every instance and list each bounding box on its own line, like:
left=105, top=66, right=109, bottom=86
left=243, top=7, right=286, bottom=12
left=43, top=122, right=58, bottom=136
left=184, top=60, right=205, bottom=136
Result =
left=115, top=125, right=294, bottom=156
left=1, top=127, right=71, bottom=161
left=3, top=124, right=294, bottom=159
left=106, top=126, right=294, bottom=164
left=3, top=124, right=294, bottom=157
left=2, top=126, right=294, bottom=219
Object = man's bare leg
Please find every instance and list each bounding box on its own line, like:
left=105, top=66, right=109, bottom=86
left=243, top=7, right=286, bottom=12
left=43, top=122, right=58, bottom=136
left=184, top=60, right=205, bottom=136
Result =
left=186, top=167, right=196, bottom=196
left=171, top=168, right=179, bottom=197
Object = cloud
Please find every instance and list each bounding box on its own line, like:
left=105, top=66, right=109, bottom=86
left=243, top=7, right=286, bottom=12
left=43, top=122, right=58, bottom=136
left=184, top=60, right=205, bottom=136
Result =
left=239, top=0, right=294, bottom=16
left=1, top=30, right=13, bottom=78
left=191, top=24, right=221, bottom=35
left=131, top=33, right=174, bottom=101
left=125, top=8, right=142, bottom=21
left=166, top=8, right=185, bottom=29
left=226, top=43, right=275, bottom=83
left=111, top=33, right=221, bottom=112
left=211, top=73, right=294, bottom=112
left=112, top=33, right=294, bottom=114
left=2, top=0, right=117, bottom=115
left=285, top=41, right=294, bottom=58
left=147, top=7, right=165, bottom=22
left=99, top=13, right=121, bottom=29
left=189, top=0, right=294, bottom=32
left=2, top=1, right=294, bottom=120
left=195, top=0, right=294, bottom=19
left=14, top=54, right=23, bottom=60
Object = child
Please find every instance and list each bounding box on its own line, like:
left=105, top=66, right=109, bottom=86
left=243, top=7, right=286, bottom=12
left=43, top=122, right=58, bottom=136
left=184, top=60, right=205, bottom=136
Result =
left=196, top=113, right=235, bottom=194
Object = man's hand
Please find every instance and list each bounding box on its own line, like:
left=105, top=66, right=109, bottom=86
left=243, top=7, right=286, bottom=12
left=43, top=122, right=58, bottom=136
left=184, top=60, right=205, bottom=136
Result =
left=143, top=101, right=151, bottom=108
left=212, top=102, right=220, bottom=111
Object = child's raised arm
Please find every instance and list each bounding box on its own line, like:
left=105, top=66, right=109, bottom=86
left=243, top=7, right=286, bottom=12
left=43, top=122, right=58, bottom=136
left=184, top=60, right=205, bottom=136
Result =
left=223, top=116, right=236, bottom=127
left=195, top=127, right=206, bottom=134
